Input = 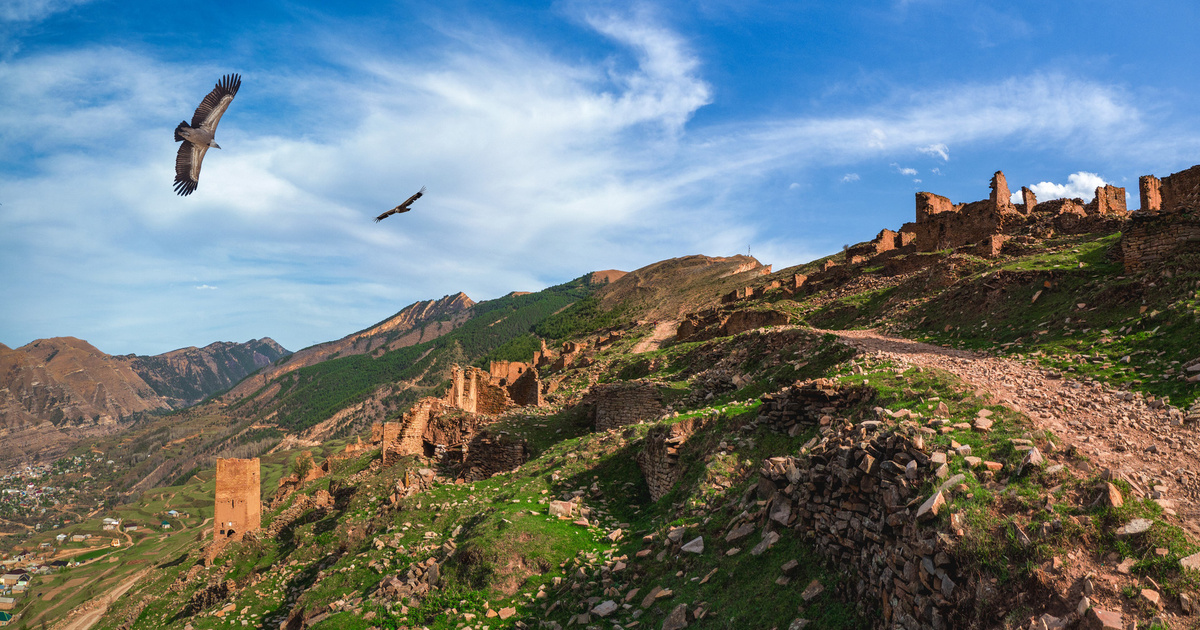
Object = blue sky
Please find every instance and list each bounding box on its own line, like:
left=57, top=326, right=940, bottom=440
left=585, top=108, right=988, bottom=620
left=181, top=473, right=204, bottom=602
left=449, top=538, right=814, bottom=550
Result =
left=3, top=0, right=1200, bottom=355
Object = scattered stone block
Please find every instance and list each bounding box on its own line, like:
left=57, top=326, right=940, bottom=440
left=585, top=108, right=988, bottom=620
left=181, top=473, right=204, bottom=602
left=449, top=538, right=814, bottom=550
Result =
left=801, top=579, right=824, bottom=602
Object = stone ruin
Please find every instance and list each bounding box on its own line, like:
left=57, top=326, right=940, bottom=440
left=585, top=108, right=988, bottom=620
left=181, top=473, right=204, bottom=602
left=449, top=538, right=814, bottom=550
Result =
left=356, top=363, right=547, bottom=476
left=1121, top=164, right=1200, bottom=271
left=582, top=380, right=666, bottom=431
left=897, top=171, right=1127, bottom=256
left=214, top=457, right=261, bottom=541
left=635, top=416, right=704, bottom=501
left=676, top=307, right=790, bottom=343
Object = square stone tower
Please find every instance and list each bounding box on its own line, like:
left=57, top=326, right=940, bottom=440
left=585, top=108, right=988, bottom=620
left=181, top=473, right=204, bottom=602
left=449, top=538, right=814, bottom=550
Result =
left=215, top=458, right=261, bottom=540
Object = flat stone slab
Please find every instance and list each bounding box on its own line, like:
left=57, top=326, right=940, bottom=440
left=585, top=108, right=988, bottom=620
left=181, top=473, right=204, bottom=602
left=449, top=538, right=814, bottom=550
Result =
left=1117, top=518, right=1153, bottom=537
left=681, top=536, right=704, bottom=554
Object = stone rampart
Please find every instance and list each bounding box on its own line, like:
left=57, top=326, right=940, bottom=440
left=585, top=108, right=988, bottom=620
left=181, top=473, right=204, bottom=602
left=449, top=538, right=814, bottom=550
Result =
left=584, top=381, right=665, bottom=431
left=215, top=458, right=260, bottom=541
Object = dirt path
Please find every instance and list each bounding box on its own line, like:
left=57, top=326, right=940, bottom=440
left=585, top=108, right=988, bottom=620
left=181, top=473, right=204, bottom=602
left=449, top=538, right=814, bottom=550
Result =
left=632, top=321, right=678, bottom=354
left=53, top=568, right=149, bottom=630
left=820, top=328, right=1200, bottom=537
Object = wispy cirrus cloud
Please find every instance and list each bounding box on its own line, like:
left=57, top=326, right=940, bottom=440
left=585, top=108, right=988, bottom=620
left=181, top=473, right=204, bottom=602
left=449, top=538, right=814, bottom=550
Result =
left=918, top=143, right=949, bottom=161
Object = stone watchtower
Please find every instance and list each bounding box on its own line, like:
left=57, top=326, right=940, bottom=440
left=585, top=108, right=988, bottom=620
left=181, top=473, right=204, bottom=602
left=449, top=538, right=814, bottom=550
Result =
left=215, top=458, right=261, bottom=540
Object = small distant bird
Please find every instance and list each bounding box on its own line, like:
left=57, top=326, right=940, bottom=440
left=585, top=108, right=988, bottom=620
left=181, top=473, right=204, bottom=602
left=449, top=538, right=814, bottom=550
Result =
left=374, top=187, right=426, bottom=222
left=174, top=74, right=241, bottom=196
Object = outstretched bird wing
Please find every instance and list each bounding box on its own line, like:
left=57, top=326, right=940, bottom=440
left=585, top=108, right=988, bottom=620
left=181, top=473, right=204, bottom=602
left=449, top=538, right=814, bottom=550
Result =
left=374, top=186, right=426, bottom=222
left=174, top=142, right=209, bottom=196
left=191, top=73, right=241, bottom=134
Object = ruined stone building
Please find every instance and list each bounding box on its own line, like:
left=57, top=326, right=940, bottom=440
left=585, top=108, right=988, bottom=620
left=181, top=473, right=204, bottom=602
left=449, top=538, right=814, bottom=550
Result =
left=1122, top=164, right=1200, bottom=270
left=363, top=363, right=547, bottom=471
left=215, top=457, right=261, bottom=540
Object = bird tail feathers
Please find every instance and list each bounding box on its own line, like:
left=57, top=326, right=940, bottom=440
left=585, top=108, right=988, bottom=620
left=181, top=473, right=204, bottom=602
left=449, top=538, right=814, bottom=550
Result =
left=174, top=121, right=190, bottom=142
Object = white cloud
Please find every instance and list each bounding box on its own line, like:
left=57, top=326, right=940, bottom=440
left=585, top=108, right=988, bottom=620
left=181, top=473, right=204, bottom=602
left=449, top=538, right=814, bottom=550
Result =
left=788, top=182, right=801, bottom=189
left=917, top=143, right=949, bottom=161
left=891, top=163, right=918, bottom=176
left=841, top=173, right=860, bottom=183
left=1022, top=172, right=1109, bottom=202
left=195, top=285, right=218, bottom=290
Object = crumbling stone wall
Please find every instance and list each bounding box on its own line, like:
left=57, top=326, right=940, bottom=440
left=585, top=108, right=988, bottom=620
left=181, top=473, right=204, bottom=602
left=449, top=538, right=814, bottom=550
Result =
left=584, top=381, right=665, bottom=431
left=756, top=378, right=876, bottom=434
left=915, top=192, right=954, bottom=223
left=676, top=307, right=789, bottom=343
left=989, top=171, right=1012, bottom=211
left=757, top=420, right=968, bottom=629
left=1158, top=164, right=1200, bottom=214
left=1085, top=184, right=1127, bottom=216
left=636, top=417, right=702, bottom=501
left=506, top=369, right=542, bottom=407
left=1140, top=175, right=1162, bottom=212
left=1020, top=187, right=1037, bottom=214
left=460, top=431, right=529, bottom=481
left=1121, top=211, right=1200, bottom=271
left=215, top=458, right=261, bottom=540
left=449, top=365, right=510, bottom=415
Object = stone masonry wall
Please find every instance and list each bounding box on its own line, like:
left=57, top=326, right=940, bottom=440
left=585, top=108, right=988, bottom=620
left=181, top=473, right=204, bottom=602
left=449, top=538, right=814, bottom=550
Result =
left=215, top=458, right=261, bottom=541
left=585, top=381, right=665, bottom=431
left=1159, top=164, right=1200, bottom=214
left=1121, top=211, right=1200, bottom=271
left=757, top=418, right=968, bottom=630
left=460, top=431, right=529, bottom=482
left=636, top=417, right=702, bottom=501
left=1140, top=175, right=1162, bottom=212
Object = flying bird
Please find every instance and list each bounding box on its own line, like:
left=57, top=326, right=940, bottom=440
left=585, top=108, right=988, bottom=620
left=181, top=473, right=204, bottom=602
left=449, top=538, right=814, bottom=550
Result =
left=374, top=187, right=426, bottom=222
left=173, top=73, right=241, bottom=196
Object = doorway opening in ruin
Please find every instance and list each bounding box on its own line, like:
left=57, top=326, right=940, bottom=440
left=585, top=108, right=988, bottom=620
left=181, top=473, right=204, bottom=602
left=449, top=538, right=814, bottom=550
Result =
left=226, top=529, right=235, bottom=538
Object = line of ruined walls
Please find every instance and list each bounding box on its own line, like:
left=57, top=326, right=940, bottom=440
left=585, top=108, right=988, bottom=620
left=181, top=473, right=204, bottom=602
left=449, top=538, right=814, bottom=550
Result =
left=720, top=169, right=1140, bottom=307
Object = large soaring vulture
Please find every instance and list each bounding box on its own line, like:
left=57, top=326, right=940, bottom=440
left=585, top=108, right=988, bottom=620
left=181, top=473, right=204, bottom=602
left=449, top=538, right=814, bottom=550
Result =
left=374, top=187, right=426, bottom=222
left=173, top=73, right=241, bottom=196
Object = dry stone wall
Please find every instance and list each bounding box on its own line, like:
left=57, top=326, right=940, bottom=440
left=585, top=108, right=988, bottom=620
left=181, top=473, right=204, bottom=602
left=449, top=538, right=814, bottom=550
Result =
left=635, top=417, right=703, bottom=501
left=460, top=431, right=529, bottom=481
left=584, top=381, right=665, bottom=431
left=757, top=421, right=969, bottom=629
left=1121, top=211, right=1200, bottom=271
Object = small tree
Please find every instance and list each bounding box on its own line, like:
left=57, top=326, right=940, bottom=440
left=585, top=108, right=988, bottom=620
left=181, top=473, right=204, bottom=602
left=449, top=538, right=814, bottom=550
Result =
left=290, top=452, right=313, bottom=480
